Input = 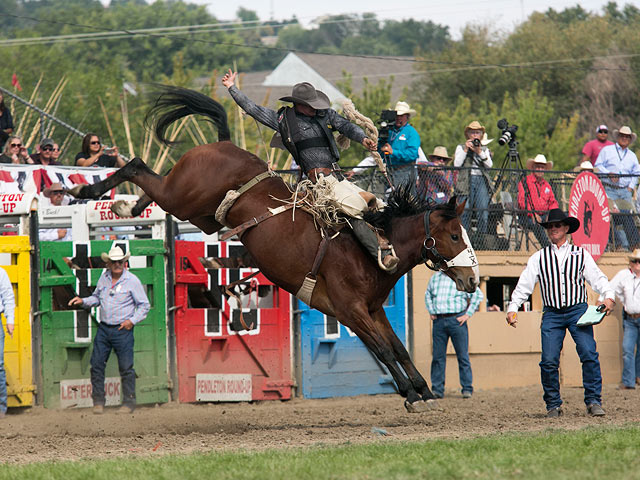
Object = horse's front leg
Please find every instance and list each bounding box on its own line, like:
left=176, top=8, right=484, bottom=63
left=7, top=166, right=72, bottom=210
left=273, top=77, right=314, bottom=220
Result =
left=371, top=308, right=439, bottom=410
left=336, top=305, right=422, bottom=408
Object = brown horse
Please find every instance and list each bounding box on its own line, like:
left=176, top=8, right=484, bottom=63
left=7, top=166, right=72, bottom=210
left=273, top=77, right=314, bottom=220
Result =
left=68, top=86, right=479, bottom=412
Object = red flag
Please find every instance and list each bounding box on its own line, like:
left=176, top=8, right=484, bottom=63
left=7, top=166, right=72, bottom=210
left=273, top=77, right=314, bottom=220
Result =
left=11, top=73, right=22, bottom=91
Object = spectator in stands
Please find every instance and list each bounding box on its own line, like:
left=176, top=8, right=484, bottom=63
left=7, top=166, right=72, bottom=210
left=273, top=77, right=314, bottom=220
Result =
left=595, top=125, right=640, bottom=250
left=506, top=208, right=615, bottom=417
left=517, top=154, right=558, bottom=248
left=582, top=125, right=613, bottom=166
left=0, top=136, right=32, bottom=164
left=30, top=138, right=60, bottom=165
left=454, top=121, right=493, bottom=235
left=0, top=93, right=14, bottom=152
left=419, top=146, right=456, bottom=204
left=75, top=133, right=125, bottom=168
left=52, top=142, right=62, bottom=163
left=608, top=249, right=640, bottom=390
left=68, top=246, right=150, bottom=415
left=39, top=183, right=71, bottom=241
left=0, top=265, right=15, bottom=419
left=425, top=270, right=484, bottom=399
left=379, top=101, right=421, bottom=191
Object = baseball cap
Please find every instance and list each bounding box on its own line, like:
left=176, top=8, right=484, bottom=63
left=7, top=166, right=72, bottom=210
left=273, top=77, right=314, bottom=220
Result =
left=596, top=125, right=608, bottom=133
left=40, top=138, right=55, bottom=148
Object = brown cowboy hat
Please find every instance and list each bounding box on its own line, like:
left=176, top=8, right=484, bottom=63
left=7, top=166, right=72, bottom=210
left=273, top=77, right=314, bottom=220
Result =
left=613, top=125, right=637, bottom=144
left=279, top=82, right=331, bottom=109
left=526, top=154, right=553, bottom=171
left=43, top=182, right=66, bottom=198
left=427, top=146, right=452, bottom=162
left=464, top=120, right=485, bottom=137
left=538, top=208, right=580, bottom=234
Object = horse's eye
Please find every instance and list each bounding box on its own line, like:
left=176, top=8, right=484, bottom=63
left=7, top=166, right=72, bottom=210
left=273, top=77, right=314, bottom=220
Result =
left=451, top=234, right=459, bottom=241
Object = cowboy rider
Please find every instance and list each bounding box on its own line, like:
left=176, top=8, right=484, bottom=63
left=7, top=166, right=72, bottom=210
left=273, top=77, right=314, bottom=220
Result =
left=221, top=69, right=400, bottom=272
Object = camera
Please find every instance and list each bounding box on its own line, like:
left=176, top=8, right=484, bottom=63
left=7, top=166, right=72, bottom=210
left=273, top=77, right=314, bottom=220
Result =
left=377, top=109, right=397, bottom=144
left=497, top=118, right=518, bottom=146
left=471, top=138, right=481, bottom=147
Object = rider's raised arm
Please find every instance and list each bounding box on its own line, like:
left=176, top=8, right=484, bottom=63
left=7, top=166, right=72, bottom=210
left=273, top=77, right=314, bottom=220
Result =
left=227, top=85, right=279, bottom=131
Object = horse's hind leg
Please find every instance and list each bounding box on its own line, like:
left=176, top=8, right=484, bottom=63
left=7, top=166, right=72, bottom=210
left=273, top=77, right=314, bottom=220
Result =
left=371, top=308, right=438, bottom=407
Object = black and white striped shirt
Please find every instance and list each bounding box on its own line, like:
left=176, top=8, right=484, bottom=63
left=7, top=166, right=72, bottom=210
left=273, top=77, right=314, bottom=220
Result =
left=507, top=241, right=613, bottom=312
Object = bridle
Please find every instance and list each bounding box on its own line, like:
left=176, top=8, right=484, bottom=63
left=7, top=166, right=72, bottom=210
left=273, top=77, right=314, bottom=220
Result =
left=420, top=209, right=478, bottom=272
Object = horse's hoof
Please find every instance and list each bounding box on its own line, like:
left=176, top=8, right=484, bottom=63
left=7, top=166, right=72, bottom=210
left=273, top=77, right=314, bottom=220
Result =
left=66, top=185, right=84, bottom=198
left=111, top=200, right=135, bottom=218
left=404, top=399, right=441, bottom=413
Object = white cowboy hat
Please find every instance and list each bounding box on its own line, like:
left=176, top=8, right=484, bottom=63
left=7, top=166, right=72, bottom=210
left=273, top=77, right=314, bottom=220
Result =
left=613, top=126, right=637, bottom=143
left=100, top=246, right=130, bottom=263
left=573, top=160, right=597, bottom=172
left=526, top=154, right=553, bottom=170
left=427, top=146, right=452, bottom=162
left=394, top=101, right=416, bottom=116
left=481, top=133, right=493, bottom=146
left=629, top=248, right=640, bottom=261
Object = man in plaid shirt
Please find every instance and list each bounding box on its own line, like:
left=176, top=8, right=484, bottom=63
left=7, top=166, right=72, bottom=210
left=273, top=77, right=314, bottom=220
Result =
left=425, top=271, right=484, bottom=398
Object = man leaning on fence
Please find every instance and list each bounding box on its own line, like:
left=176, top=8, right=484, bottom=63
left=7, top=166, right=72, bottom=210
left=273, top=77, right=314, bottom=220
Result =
left=506, top=209, right=615, bottom=418
left=68, top=247, right=150, bottom=415
left=0, top=266, right=15, bottom=419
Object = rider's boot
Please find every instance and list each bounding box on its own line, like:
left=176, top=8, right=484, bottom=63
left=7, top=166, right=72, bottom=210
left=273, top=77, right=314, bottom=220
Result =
left=351, top=219, right=399, bottom=273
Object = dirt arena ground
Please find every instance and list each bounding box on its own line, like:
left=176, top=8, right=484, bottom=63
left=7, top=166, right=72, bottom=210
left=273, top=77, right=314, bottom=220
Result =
left=1, top=384, right=639, bottom=464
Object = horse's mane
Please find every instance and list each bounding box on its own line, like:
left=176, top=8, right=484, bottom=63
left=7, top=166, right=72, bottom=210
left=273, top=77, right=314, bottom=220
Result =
left=145, top=84, right=231, bottom=145
left=363, top=183, right=457, bottom=233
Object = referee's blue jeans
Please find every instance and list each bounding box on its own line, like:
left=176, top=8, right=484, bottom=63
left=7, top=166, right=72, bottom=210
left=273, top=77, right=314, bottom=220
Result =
left=540, top=302, right=601, bottom=410
left=621, top=314, right=640, bottom=388
left=430, top=314, right=473, bottom=397
left=90, top=323, right=136, bottom=408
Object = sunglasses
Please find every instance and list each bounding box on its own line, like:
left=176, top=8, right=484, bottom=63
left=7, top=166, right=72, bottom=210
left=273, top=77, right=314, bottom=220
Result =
left=432, top=156, right=447, bottom=161
left=598, top=130, right=608, bottom=134
left=619, top=133, right=632, bottom=138
left=52, top=148, right=60, bottom=152
left=50, top=191, right=64, bottom=195
left=631, top=259, right=640, bottom=264
left=544, top=222, right=566, bottom=230
left=110, top=259, right=124, bottom=265
left=41, top=146, right=53, bottom=151
left=90, top=140, right=101, bottom=145
left=10, top=143, right=21, bottom=147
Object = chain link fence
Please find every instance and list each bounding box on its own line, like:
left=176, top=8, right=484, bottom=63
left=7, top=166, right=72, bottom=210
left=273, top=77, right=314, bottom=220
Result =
left=275, top=165, right=640, bottom=253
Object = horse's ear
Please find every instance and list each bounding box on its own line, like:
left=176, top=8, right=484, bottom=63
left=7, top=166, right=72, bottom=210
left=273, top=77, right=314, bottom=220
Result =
left=454, top=196, right=466, bottom=216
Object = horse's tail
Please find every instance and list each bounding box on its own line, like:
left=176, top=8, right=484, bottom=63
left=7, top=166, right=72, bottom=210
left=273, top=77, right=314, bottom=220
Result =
left=145, top=84, right=231, bottom=145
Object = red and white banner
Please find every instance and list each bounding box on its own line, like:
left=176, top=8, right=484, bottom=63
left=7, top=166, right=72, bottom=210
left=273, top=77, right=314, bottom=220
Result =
left=0, top=164, right=116, bottom=196
left=569, top=172, right=610, bottom=261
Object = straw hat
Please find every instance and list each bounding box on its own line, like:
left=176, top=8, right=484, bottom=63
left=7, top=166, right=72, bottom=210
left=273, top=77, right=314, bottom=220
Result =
left=394, top=101, right=416, bottom=116
left=629, top=249, right=640, bottom=261
left=613, top=125, right=637, bottom=143
left=464, top=120, right=485, bottom=137
left=100, top=246, right=130, bottom=263
left=526, top=154, right=553, bottom=170
left=43, top=182, right=66, bottom=198
left=427, top=146, right=452, bottom=162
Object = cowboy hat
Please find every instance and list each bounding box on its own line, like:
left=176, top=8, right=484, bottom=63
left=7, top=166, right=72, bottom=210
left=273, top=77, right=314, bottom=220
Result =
left=538, top=208, right=580, bottom=234
left=481, top=133, right=493, bottom=146
left=394, top=101, right=416, bottom=116
left=43, top=182, right=66, bottom=198
left=629, top=248, right=640, bottom=261
left=100, top=246, right=131, bottom=263
left=613, top=125, right=637, bottom=143
left=573, top=160, right=597, bottom=172
left=526, top=154, right=553, bottom=171
left=427, top=146, right=452, bottom=162
left=279, top=82, right=331, bottom=110
left=464, top=120, right=485, bottom=137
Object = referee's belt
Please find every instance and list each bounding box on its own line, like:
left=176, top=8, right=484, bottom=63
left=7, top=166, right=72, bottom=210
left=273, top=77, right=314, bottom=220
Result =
left=433, top=311, right=465, bottom=319
left=625, top=311, right=640, bottom=319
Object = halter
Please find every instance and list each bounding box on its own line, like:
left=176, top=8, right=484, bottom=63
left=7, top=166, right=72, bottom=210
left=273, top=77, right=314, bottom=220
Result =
left=420, top=209, right=478, bottom=272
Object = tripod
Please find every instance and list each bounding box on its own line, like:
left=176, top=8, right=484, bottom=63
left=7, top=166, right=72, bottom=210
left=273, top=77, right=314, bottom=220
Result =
left=492, top=140, right=538, bottom=250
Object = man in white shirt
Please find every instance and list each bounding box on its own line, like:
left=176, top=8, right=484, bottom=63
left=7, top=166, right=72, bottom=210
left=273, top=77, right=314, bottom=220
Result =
left=609, top=249, right=640, bottom=390
left=506, top=209, right=615, bottom=417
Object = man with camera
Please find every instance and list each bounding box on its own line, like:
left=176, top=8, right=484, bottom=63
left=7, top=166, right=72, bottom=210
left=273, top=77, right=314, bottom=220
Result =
left=454, top=121, right=493, bottom=235
left=378, top=101, right=421, bottom=192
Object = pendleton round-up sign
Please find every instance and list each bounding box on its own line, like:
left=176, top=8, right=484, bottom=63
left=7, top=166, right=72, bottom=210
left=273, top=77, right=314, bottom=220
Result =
left=569, top=171, right=610, bottom=260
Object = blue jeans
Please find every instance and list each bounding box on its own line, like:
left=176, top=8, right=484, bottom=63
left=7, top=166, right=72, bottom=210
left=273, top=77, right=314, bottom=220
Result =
left=622, top=314, right=640, bottom=388
left=390, top=164, right=417, bottom=196
left=430, top=314, right=473, bottom=397
left=0, top=325, right=6, bottom=414
left=605, top=187, right=640, bottom=250
left=461, top=175, right=490, bottom=234
left=540, top=303, right=601, bottom=410
left=90, top=323, right=136, bottom=407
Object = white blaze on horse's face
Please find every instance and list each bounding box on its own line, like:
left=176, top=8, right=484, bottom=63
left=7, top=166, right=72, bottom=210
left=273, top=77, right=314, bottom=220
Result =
left=445, top=226, right=480, bottom=285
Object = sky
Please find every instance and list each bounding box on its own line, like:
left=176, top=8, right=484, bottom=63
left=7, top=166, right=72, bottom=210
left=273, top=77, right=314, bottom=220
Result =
left=190, top=0, right=618, bottom=38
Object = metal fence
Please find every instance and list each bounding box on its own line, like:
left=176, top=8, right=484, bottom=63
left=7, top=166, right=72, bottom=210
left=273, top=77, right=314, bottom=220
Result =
left=275, top=165, right=640, bottom=253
